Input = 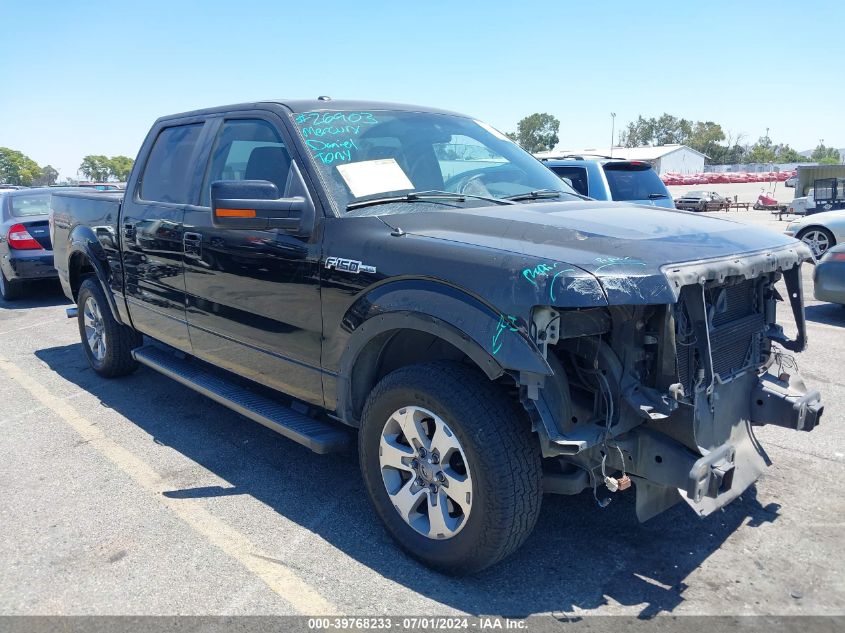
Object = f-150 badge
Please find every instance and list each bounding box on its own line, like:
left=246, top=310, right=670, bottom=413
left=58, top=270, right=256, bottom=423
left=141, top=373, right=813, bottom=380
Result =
left=324, top=256, right=376, bottom=274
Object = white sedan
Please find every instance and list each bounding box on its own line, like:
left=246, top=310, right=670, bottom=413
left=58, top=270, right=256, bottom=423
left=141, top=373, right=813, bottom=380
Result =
left=784, top=209, right=845, bottom=258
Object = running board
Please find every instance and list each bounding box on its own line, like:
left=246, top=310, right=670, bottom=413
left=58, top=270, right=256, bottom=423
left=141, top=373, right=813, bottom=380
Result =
left=132, top=345, right=352, bottom=454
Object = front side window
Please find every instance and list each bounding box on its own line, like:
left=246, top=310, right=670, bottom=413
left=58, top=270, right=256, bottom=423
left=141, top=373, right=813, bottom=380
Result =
left=140, top=124, right=203, bottom=204
left=10, top=193, right=51, bottom=217
left=291, top=110, right=578, bottom=215
left=201, top=119, right=292, bottom=206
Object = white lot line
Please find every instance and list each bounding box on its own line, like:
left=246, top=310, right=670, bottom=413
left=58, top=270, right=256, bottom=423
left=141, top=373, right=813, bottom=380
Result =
left=0, top=357, right=336, bottom=616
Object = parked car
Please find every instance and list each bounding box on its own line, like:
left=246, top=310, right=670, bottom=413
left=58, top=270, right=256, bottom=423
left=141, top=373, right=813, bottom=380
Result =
left=813, top=244, right=845, bottom=306
left=0, top=188, right=58, bottom=300
left=51, top=99, right=821, bottom=574
left=674, top=190, right=728, bottom=212
left=783, top=209, right=845, bottom=258
left=540, top=157, right=675, bottom=208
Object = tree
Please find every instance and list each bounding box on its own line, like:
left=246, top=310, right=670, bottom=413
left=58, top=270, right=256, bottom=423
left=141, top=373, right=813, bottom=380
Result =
left=79, top=155, right=111, bottom=182
left=34, top=165, right=59, bottom=186
left=687, top=121, right=726, bottom=158
left=774, top=145, right=803, bottom=163
left=510, top=113, right=560, bottom=153
left=0, top=147, right=42, bottom=185
left=747, top=135, right=777, bottom=163
left=108, top=156, right=134, bottom=181
left=619, top=116, right=655, bottom=147
left=811, top=143, right=841, bottom=164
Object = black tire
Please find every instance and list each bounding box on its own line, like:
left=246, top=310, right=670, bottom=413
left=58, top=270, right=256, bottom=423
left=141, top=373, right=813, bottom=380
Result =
left=359, top=361, right=542, bottom=575
left=0, top=267, right=23, bottom=301
left=77, top=277, right=142, bottom=377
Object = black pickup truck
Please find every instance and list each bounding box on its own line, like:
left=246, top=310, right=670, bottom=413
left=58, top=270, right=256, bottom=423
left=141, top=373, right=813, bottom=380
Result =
left=50, top=99, right=823, bottom=574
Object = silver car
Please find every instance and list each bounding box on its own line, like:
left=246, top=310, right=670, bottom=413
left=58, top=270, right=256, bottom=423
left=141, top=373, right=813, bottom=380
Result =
left=813, top=244, right=845, bottom=305
left=784, top=209, right=845, bottom=258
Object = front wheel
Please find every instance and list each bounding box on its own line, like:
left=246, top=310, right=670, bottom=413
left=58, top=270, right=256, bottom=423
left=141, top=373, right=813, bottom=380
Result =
left=359, top=361, right=542, bottom=574
left=798, top=227, right=835, bottom=259
left=77, top=277, right=142, bottom=377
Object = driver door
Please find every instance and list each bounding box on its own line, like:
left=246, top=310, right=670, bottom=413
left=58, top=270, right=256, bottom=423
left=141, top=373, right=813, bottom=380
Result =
left=182, top=115, right=324, bottom=406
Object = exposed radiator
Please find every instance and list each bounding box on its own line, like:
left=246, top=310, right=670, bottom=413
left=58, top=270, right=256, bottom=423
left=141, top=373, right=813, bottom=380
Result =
left=676, top=278, right=764, bottom=398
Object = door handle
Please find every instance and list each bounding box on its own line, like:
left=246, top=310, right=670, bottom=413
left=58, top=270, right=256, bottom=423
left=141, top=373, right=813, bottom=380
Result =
left=183, top=232, right=202, bottom=257
left=122, top=223, right=136, bottom=240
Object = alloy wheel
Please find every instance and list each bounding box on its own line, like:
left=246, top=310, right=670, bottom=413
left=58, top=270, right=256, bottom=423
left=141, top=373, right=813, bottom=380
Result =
left=801, top=230, right=831, bottom=258
left=83, top=296, right=107, bottom=361
left=378, top=406, right=472, bottom=539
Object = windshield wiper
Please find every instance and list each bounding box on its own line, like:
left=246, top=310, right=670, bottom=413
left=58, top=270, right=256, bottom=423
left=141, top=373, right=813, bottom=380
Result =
left=346, top=190, right=515, bottom=211
left=647, top=193, right=669, bottom=199
left=504, top=189, right=588, bottom=202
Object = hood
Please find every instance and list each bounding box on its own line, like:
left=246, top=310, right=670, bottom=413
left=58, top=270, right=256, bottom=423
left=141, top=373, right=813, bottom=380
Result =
left=383, top=200, right=802, bottom=303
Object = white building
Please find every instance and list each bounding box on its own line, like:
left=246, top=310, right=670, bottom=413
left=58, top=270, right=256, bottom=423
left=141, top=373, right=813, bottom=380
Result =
left=535, top=144, right=707, bottom=175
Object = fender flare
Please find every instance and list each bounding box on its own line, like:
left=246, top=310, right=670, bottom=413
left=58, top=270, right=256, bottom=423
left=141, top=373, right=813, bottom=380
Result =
left=67, top=225, right=125, bottom=326
left=334, top=279, right=551, bottom=423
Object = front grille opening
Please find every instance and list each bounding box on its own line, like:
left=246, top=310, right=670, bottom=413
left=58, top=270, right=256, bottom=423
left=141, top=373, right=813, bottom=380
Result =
left=675, top=277, right=767, bottom=400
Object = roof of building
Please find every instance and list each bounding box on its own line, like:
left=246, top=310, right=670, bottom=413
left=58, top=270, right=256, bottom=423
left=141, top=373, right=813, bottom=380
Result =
left=535, top=144, right=708, bottom=161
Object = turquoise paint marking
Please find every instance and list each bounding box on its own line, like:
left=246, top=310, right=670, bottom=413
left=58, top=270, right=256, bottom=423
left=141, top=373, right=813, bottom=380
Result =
left=492, top=314, right=519, bottom=355
left=549, top=268, right=576, bottom=302
left=521, top=262, right=558, bottom=287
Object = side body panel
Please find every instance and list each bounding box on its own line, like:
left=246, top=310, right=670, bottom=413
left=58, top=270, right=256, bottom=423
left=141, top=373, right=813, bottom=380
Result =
left=50, top=191, right=129, bottom=323
left=317, top=215, right=607, bottom=418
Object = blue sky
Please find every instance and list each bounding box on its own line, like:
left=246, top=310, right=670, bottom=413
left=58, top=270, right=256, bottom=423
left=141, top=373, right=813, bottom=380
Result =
left=1, top=0, right=842, bottom=178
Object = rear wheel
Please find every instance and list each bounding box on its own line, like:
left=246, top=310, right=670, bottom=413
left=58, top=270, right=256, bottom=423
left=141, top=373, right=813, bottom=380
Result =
left=798, top=227, right=835, bottom=259
left=0, top=267, right=23, bottom=301
left=359, top=361, right=542, bottom=574
left=77, top=277, right=142, bottom=377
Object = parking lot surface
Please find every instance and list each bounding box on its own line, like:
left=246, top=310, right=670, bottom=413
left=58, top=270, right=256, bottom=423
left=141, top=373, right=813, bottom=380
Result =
left=1, top=209, right=843, bottom=617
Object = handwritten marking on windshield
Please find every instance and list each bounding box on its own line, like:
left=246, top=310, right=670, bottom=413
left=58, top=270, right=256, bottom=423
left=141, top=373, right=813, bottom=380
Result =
left=593, top=256, right=647, bottom=273
left=295, top=112, right=379, bottom=126
left=492, top=314, right=519, bottom=355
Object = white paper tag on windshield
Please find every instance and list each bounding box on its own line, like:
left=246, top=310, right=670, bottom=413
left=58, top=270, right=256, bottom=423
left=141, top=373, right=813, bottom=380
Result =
left=336, top=159, right=414, bottom=198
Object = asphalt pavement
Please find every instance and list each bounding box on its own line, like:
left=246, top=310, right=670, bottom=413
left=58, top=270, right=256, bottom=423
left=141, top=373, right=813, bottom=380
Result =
left=1, top=208, right=843, bottom=617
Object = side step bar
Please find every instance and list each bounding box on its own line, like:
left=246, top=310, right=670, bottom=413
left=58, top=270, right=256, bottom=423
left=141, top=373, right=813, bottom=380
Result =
left=132, top=345, right=352, bottom=454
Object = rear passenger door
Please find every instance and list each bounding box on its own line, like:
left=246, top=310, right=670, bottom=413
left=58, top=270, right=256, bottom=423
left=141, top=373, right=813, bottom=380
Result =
left=182, top=115, right=324, bottom=406
left=121, top=121, right=205, bottom=351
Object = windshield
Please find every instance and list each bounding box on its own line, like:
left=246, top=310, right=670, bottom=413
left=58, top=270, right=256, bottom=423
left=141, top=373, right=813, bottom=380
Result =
left=683, top=190, right=709, bottom=198
left=290, top=110, right=578, bottom=214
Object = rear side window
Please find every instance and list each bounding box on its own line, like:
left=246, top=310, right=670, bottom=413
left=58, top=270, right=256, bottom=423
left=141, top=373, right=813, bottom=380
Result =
left=603, top=163, right=668, bottom=201
left=549, top=166, right=588, bottom=196
left=140, top=124, right=203, bottom=204
left=10, top=193, right=51, bottom=217
left=201, top=119, right=291, bottom=206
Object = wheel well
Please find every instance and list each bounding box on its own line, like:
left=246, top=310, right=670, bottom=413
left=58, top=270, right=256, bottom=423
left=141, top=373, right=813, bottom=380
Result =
left=68, top=251, right=96, bottom=300
left=349, top=329, right=485, bottom=423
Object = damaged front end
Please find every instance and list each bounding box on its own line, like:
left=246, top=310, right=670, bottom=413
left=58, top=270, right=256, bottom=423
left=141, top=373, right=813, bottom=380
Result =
left=520, top=245, right=823, bottom=521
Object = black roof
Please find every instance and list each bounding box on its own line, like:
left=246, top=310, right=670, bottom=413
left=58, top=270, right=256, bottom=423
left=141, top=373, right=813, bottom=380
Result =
left=157, top=99, right=470, bottom=123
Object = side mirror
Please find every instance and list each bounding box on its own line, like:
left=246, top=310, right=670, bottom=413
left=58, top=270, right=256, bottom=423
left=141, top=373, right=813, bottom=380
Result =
left=211, top=180, right=308, bottom=233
